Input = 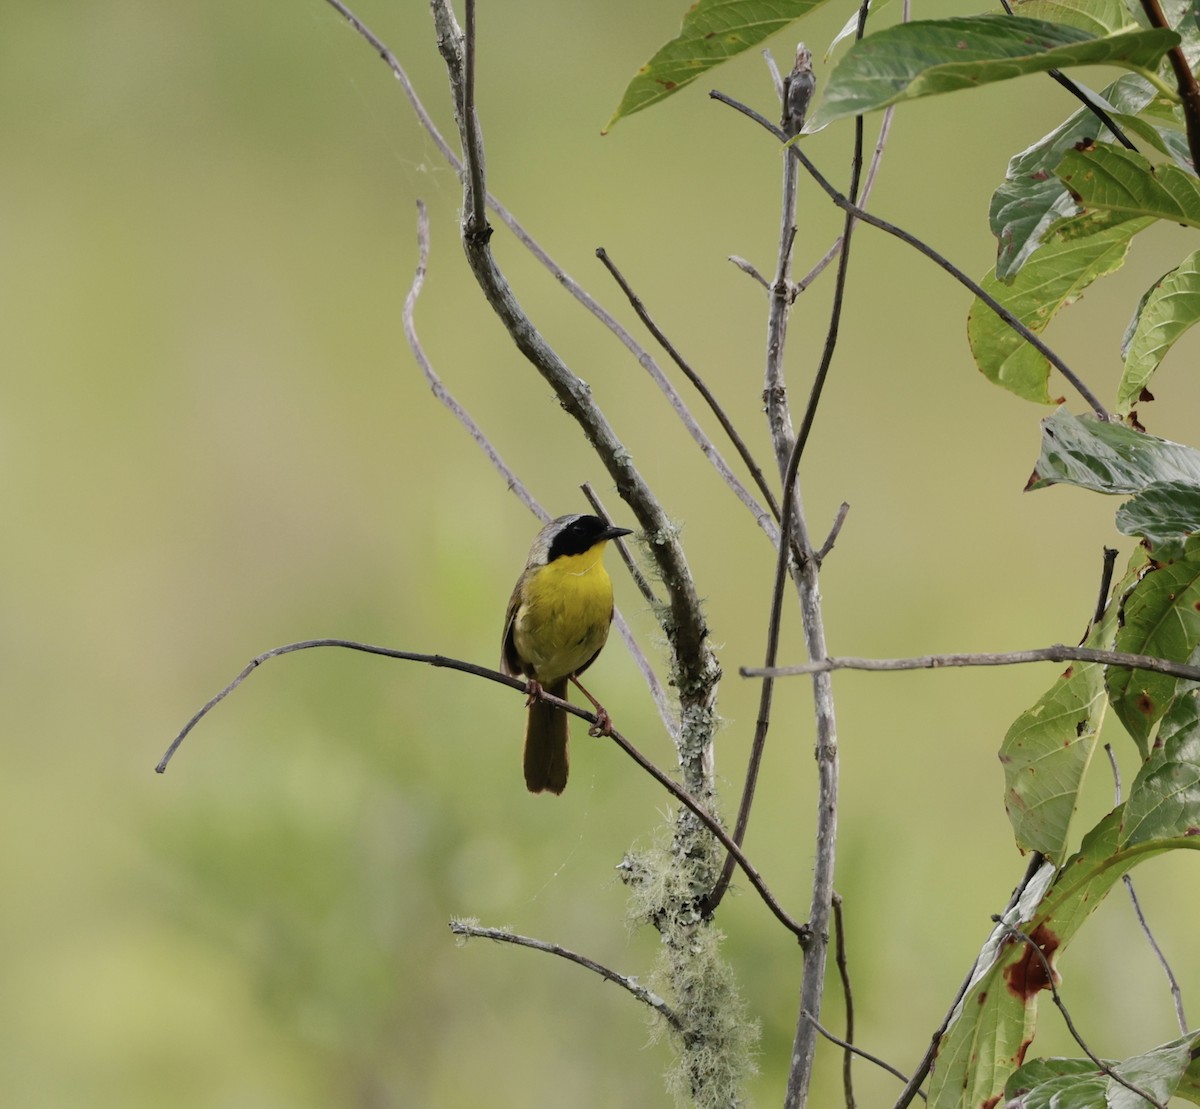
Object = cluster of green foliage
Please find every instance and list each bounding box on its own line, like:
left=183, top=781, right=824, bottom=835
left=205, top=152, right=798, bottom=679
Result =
left=610, top=1, right=1200, bottom=1106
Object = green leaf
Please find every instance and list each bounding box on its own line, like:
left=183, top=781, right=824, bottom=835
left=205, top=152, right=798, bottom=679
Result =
left=1120, top=682, right=1200, bottom=843
left=989, top=75, right=1158, bottom=280
left=1180, top=1050, right=1200, bottom=1105
left=825, top=0, right=893, bottom=61
left=807, top=16, right=1178, bottom=130
left=1107, top=535, right=1200, bottom=755
left=1006, top=1033, right=1200, bottom=1108
left=1003, top=1057, right=1104, bottom=1109
left=1026, top=409, right=1200, bottom=494
left=1056, top=141, right=1200, bottom=228
left=1014, top=0, right=1138, bottom=36
left=1118, top=250, right=1200, bottom=411
left=1163, top=0, right=1200, bottom=70
left=968, top=222, right=1149, bottom=403
left=604, top=0, right=833, bottom=131
left=1000, top=568, right=1127, bottom=858
left=1106, top=109, right=1194, bottom=169
left=1117, top=479, right=1200, bottom=542
left=1105, top=1035, right=1199, bottom=1107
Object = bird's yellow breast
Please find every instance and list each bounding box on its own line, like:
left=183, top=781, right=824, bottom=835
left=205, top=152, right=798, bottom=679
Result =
left=513, top=543, right=615, bottom=684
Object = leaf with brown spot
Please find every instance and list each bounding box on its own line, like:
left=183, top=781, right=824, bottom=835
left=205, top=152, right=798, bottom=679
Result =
left=1107, top=534, right=1200, bottom=758
left=1002, top=922, right=1061, bottom=1000
left=1121, top=686, right=1200, bottom=846
left=1026, top=409, right=1200, bottom=495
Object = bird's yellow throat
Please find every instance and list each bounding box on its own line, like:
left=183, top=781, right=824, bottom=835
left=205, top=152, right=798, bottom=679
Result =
left=513, top=541, right=614, bottom=683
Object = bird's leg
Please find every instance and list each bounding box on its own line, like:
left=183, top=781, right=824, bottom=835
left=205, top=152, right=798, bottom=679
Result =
left=523, top=678, right=545, bottom=708
left=571, top=677, right=614, bottom=737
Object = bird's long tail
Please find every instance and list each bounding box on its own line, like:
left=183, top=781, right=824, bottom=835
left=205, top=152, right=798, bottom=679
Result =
left=524, top=678, right=569, bottom=794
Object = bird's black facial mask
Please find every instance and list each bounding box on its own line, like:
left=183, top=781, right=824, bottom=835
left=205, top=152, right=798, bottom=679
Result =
left=546, top=515, right=613, bottom=561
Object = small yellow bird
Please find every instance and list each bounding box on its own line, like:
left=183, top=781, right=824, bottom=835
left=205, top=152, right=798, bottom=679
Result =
left=501, top=514, right=632, bottom=794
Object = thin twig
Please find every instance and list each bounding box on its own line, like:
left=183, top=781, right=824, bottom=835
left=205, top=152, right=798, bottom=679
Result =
left=832, top=893, right=857, bottom=1109
left=320, top=0, right=779, bottom=547
left=742, top=646, right=1200, bottom=683
left=816, top=502, right=851, bottom=564
left=449, top=919, right=687, bottom=1036
left=460, top=0, right=487, bottom=238
left=763, top=48, right=784, bottom=102
left=155, top=638, right=804, bottom=936
left=765, top=211, right=799, bottom=475
left=793, top=95, right=866, bottom=469
left=582, top=482, right=661, bottom=609
left=595, top=247, right=782, bottom=523
left=805, top=1012, right=923, bottom=1100
left=991, top=916, right=1167, bottom=1108
left=1122, top=875, right=1190, bottom=1033
left=1047, top=71, right=1139, bottom=150
left=729, top=254, right=771, bottom=289
left=708, top=90, right=1111, bottom=421
left=1093, top=546, right=1119, bottom=627
left=1104, top=744, right=1189, bottom=1033
left=404, top=199, right=542, bottom=519
left=1104, top=741, right=1123, bottom=799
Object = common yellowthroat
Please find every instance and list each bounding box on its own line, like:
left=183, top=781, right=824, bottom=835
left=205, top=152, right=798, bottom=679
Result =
left=501, top=514, right=632, bottom=794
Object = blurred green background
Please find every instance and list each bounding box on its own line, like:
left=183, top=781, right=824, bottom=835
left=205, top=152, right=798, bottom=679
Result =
left=4, top=1, right=1199, bottom=1105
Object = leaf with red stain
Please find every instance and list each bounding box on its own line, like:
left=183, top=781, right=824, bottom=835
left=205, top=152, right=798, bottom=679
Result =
left=1002, top=922, right=1061, bottom=999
